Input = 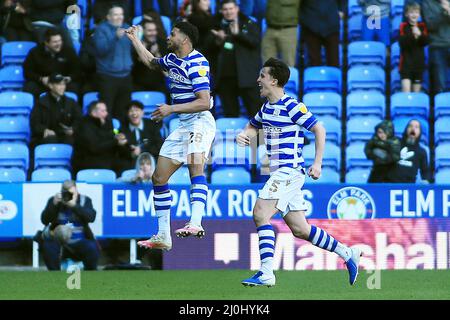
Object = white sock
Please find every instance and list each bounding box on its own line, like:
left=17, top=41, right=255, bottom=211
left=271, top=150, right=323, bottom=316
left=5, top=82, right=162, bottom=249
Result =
left=334, top=242, right=353, bottom=262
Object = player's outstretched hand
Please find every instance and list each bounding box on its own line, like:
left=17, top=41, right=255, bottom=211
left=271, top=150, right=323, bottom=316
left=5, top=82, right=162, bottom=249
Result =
left=151, top=104, right=172, bottom=122
left=236, top=131, right=250, bottom=146
left=125, top=25, right=139, bottom=41
left=307, top=163, right=322, bottom=180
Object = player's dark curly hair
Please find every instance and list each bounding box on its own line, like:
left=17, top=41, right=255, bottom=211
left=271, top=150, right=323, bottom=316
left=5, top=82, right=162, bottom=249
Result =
left=173, top=21, right=199, bottom=47
left=263, top=58, right=291, bottom=88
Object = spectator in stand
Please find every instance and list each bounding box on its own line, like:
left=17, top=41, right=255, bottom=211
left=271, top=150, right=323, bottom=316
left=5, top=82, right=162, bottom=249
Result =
left=422, top=0, right=450, bottom=95
left=92, top=0, right=130, bottom=24
left=187, top=0, right=215, bottom=61
left=389, top=119, right=431, bottom=183
left=93, top=4, right=132, bottom=122
left=364, top=120, right=401, bottom=183
left=0, top=0, right=33, bottom=41
left=29, top=0, right=75, bottom=47
left=140, top=9, right=168, bottom=40
left=179, top=0, right=193, bottom=19
left=358, top=0, right=391, bottom=46
left=261, top=0, right=300, bottom=67
left=30, top=73, right=82, bottom=147
left=399, top=2, right=429, bottom=93
left=131, top=19, right=168, bottom=94
left=300, top=0, right=344, bottom=67
left=119, top=152, right=155, bottom=183
left=119, top=100, right=164, bottom=170
left=23, top=28, right=81, bottom=98
left=209, top=0, right=261, bottom=118
left=72, top=100, right=129, bottom=175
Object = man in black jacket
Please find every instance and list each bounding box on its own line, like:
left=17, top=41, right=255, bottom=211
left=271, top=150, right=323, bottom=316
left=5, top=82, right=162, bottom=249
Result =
left=389, top=119, right=431, bottom=183
left=30, top=73, right=81, bottom=147
left=119, top=100, right=163, bottom=171
left=23, top=28, right=81, bottom=98
left=208, top=0, right=261, bottom=118
left=72, top=100, right=129, bottom=175
left=40, top=180, right=99, bottom=270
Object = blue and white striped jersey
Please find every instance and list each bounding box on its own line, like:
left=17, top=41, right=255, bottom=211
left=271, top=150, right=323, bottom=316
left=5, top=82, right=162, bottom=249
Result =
left=156, top=49, right=212, bottom=123
left=250, top=94, right=318, bottom=172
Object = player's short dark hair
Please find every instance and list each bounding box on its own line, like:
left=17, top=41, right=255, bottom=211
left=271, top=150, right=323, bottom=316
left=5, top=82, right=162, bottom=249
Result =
left=173, top=21, right=199, bottom=46
left=44, top=28, right=63, bottom=42
left=263, top=58, right=290, bottom=88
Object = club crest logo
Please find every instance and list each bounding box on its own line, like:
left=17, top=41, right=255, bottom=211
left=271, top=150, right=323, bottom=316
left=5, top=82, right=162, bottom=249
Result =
left=0, top=194, right=18, bottom=221
left=327, top=187, right=375, bottom=219
left=299, top=103, right=308, bottom=114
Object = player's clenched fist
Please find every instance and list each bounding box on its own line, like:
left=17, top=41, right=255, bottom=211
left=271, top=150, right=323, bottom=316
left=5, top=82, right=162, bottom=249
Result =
left=236, top=131, right=250, bottom=146
left=307, top=163, right=322, bottom=180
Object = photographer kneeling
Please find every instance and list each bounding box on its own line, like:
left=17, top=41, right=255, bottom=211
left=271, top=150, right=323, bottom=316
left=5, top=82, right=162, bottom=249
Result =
left=39, top=180, right=99, bottom=270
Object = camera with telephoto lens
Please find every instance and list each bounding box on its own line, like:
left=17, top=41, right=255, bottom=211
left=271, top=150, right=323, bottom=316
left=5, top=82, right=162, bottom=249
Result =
left=62, top=190, right=73, bottom=202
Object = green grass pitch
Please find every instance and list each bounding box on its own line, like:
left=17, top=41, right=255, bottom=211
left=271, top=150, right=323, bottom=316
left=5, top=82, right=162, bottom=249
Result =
left=0, top=270, right=449, bottom=300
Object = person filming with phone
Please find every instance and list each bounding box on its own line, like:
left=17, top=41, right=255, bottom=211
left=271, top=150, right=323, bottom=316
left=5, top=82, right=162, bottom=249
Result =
left=37, top=180, right=99, bottom=271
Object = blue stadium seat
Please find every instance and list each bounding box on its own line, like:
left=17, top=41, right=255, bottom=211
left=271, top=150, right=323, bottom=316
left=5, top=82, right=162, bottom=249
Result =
left=348, top=0, right=362, bottom=16
left=391, top=0, right=405, bottom=17
left=168, top=166, right=191, bottom=185
left=346, top=142, right=372, bottom=171
left=303, top=67, right=341, bottom=93
left=161, top=16, right=172, bottom=36
left=302, top=142, right=341, bottom=171
left=348, top=41, right=386, bottom=67
left=391, top=14, right=403, bottom=41
left=390, top=68, right=402, bottom=93
left=211, top=141, right=251, bottom=170
left=436, top=143, right=450, bottom=171
left=34, top=144, right=73, bottom=169
left=306, top=167, right=340, bottom=184
left=391, top=92, right=429, bottom=119
left=347, top=91, right=385, bottom=119
left=435, top=92, right=450, bottom=119
left=286, top=67, right=299, bottom=96
left=348, top=14, right=363, bottom=41
left=345, top=167, right=371, bottom=184
left=132, top=91, right=166, bottom=117
left=393, top=116, right=429, bottom=144
left=76, top=169, right=117, bottom=183
left=0, top=168, right=26, bottom=182
left=215, top=117, right=248, bottom=142
left=112, top=118, right=121, bottom=131
left=0, top=143, right=29, bottom=170
left=0, top=91, right=33, bottom=116
left=0, top=116, right=29, bottom=143
left=1, top=41, right=36, bottom=65
left=435, top=168, right=450, bottom=184
left=32, top=168, right=72, bottom=182
left=211, top=167, right=251, bottom=185
left=302, top=92, right=342, bottom=119
left=305, top=115, right=341, bottom=145
left=347, top=115, right=380, bottom=144
left=391, top=41, right=400, bottom=68
left=0, top=65, right=24, bottom=91
left=120, top=169, right=136, bottom=181
left=347, top=66, right=385, bottom=93
left=82, top=92, right=99, bottom=114
left=78, top=0, right=88, bottom=17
